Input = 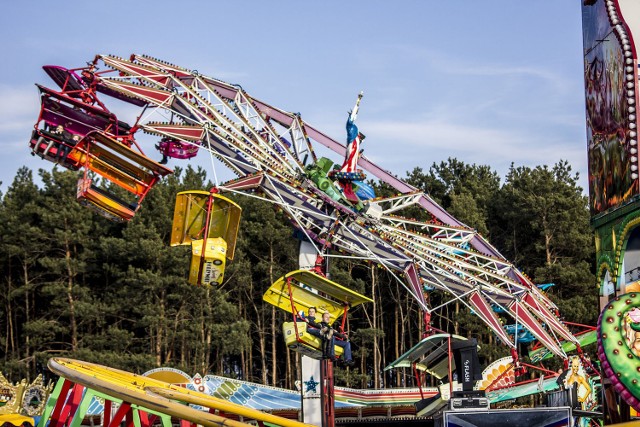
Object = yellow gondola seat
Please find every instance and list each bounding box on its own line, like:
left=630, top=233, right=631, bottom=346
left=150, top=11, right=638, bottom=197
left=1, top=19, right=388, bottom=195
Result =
left=264, top=270, right=373, bottom=360
left=263, top=270, right=373, bottom=320
left=283, top=321, right=344, bottom=360
left=171, top=191, right=242, bottom=286
left=188, top=238, right=227, bottom=286
left=170, top=191, right=242, bottom=259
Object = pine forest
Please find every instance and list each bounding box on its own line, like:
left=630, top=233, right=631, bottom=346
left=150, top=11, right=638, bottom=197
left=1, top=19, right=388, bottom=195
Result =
left=0, top=158, right=597, bottom=390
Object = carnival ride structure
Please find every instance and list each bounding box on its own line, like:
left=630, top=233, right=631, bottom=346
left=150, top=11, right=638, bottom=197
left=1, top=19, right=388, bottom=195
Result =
left=44, top=362, right=428, bottom=424
left=41, top=358, right=314, bottom=427
left=40, top=346, right=601, bottom=426
left=0, top=374, right=53, bottom=427
left=27, top=53, right=633, bottom=422
left=40, top=357, right=589, bottom=425
left=29, top=53, right=588, bottom=362
left=597, top=292, right=640, bottom=411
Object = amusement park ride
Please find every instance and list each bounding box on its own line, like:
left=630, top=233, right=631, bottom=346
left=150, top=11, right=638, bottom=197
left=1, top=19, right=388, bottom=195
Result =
left=29, top=52, right=586, bottom=359
left=22, top=52, right=599, bottom=427
left=16, top=1, right=640, bottom=425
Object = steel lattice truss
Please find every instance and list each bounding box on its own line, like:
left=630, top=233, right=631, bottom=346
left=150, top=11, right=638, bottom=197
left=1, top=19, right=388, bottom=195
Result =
left=43, top=54, right=582, bottom=358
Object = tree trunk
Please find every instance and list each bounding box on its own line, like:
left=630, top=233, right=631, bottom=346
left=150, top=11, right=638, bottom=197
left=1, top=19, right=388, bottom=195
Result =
left=204, top=288, right=212, bottom=373
left=371, top=266, right=380, bottom=389
left=269, top=245, right=277, bottom=387
left=23, top=263, right=31, bottom=378
left=258, top=313, right=267, bottom=385
left=155, top=290, right=165, bottom=367
left=239, top=300, right=247, bottom=379
left=378, top=283, right=385, bottom=388
left=4, top=273, right=15, bottom=362
left=285, top=347, right=292, bottom=389
left=248, top=342, right=254, bottom=382
left=271, top=305, right=277, bottom=386
left=64, top=237, right=78, bottom=352
left=454, top=301, right=459, bottom=335
left=543, top=214, right=553, bottom=266
left=394, top=300, right=400, bottom=387
left=165, top=303, right=183, bottom=365
left=181, top=334, right=186, bottom=366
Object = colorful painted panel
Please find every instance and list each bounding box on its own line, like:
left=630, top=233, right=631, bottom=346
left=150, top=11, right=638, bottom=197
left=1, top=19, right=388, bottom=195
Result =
left=582, top=0, right=639, bottom=216
left=484, top=376, right=560, bottom=403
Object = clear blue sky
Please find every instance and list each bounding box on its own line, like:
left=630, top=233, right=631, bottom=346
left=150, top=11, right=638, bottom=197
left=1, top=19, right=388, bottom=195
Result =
left=0, top=1, right=588, bottom=192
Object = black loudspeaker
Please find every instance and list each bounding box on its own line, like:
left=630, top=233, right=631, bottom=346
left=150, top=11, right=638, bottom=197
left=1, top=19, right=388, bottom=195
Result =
left=451, top=338, right=482, bottom=391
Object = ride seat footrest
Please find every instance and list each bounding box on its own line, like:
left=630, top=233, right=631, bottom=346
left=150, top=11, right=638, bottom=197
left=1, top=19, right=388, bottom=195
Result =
left=282, top=321, right=344, bottom=360
left=76, top=178, right=138, bottom=222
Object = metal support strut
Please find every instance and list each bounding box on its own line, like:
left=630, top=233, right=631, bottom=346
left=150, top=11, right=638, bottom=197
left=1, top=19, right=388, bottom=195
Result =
left=320, top=358, right=335, bottom=427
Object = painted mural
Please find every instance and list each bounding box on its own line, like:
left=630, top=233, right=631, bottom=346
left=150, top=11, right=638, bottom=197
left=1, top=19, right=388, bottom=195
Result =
left=582, top=0, right=638, bottom=216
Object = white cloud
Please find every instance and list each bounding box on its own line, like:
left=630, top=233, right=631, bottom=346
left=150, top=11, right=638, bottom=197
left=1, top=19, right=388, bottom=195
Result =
left=359, top=117, right=589, bottom=191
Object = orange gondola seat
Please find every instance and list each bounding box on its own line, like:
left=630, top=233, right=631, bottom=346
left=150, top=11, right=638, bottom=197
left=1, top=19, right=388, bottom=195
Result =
left=76, top=177, right=137, bottom=222
left=30, top=70, right=173, bottom=221
left=74, top=131, right=172, bottom=222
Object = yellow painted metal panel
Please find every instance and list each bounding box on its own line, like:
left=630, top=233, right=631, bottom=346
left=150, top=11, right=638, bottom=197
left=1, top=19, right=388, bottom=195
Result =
left=48, top=358, right=314, bottom=427
left=0, top=414, right=34, bottom=427
left=170, top=191, right=241, bottom=260
left=189, top=238, right=227, bottom=286
left=89, top=131, right=172, bottom=176
left=263, top=270, right=373, bottom=323
left=283, top=322, right=343, bottom=359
